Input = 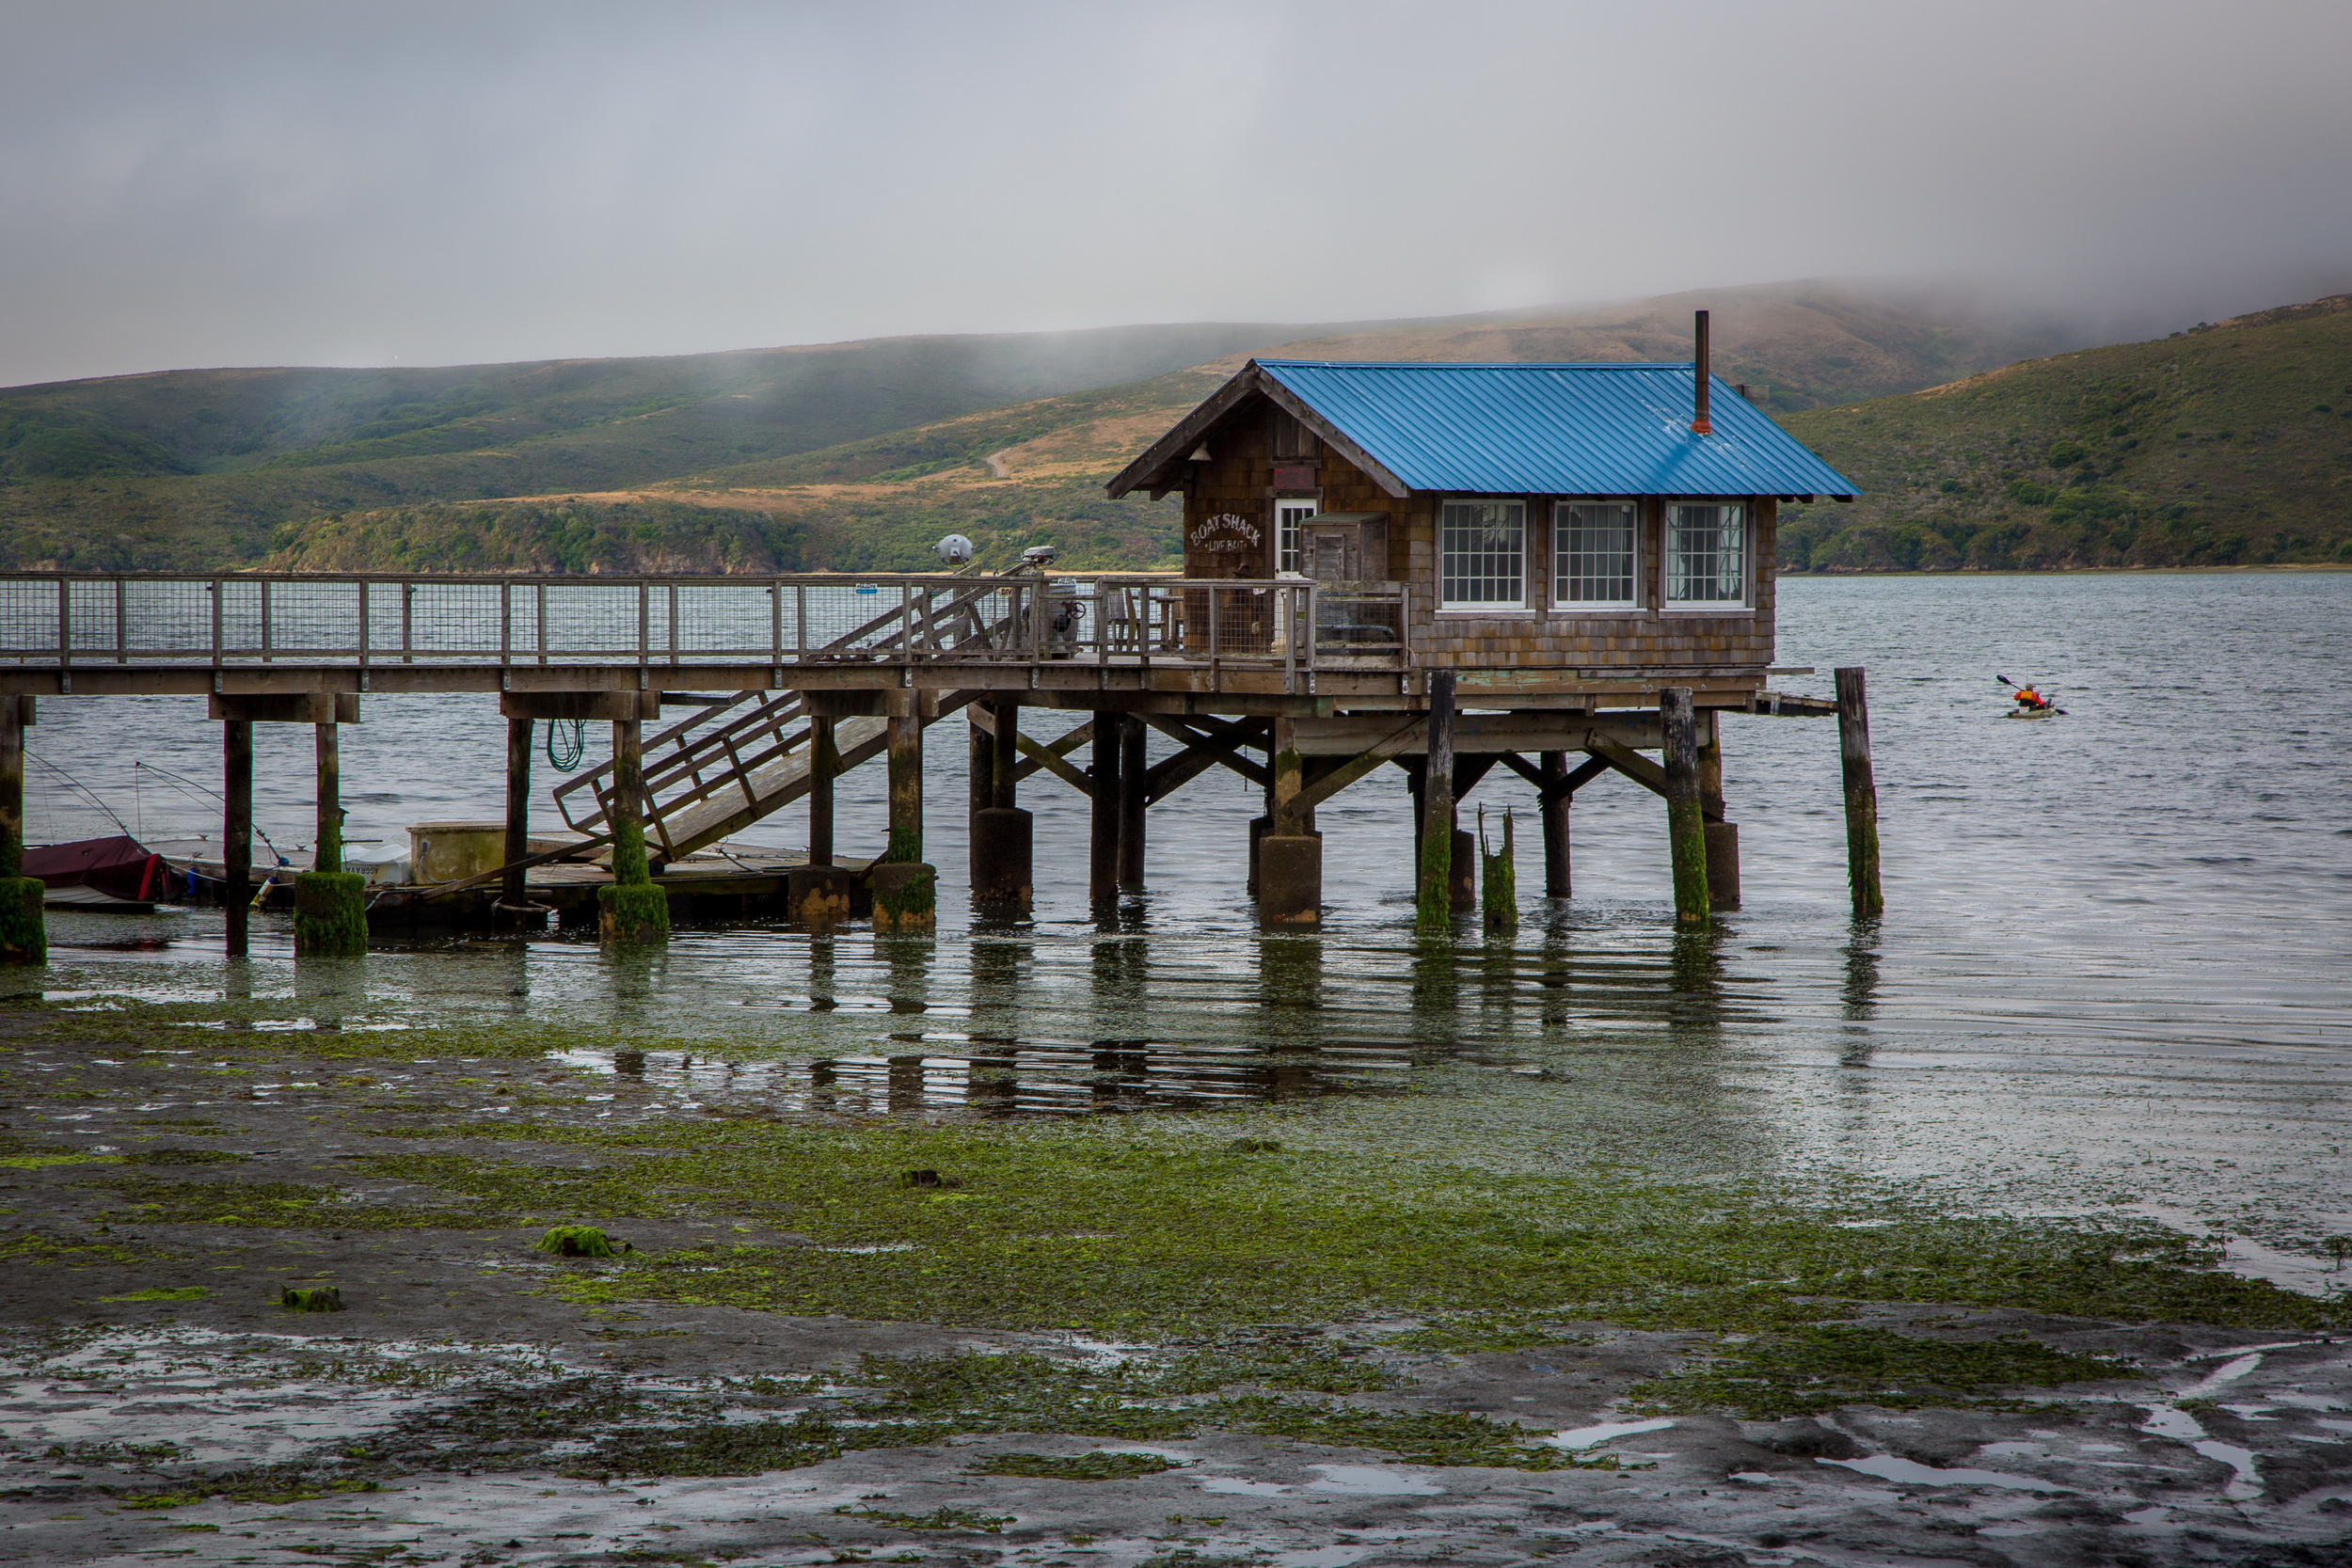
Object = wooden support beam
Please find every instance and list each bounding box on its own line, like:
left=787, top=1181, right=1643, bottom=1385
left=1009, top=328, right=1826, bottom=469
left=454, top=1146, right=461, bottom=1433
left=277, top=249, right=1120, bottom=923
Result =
left=1539, top=750, right=1571, bottom=898
left=1012, top=721, right=1094, bottom=799
left=1661, top=687, right=1710, bottom=927
left=1580, top=734, right=1724, bottom=823
left=209, top=691, right=361, bottom=725
left=988, top=700, right=1018, bottom=810
left=1283, top=715, right=1427, bottom=821
left=1417, top=673, right=1455, bottom=930
left=808, top=716, right=836, bottom=865
left=1290, top=710, right=1660, bottom=756
left=1697, top=708, right=1725, bottom=821
left=223, top=720, right=252, bottom=958
left=1452, top=753, right=1502, bottom=797
left=1497, top=749, right=1610, bottom=805
left=0, top=698, right=22, bottom=880
left=1141, top=716, right=1269, bottom=797
left=501, top=717, right=530, bottom=903
left=1269, top=718, right=1306, bottom=834
left=967, top=707, right=994, bottom=829
left=1836, top=666, right=1883, bottom=918
left=1089, top=711, right=1120, bottom=906
left=883, top=702, right=923, bottom=864
left=1118, top=713, right=1146, bottom=888
left=308, top=722, right=341, bottom=878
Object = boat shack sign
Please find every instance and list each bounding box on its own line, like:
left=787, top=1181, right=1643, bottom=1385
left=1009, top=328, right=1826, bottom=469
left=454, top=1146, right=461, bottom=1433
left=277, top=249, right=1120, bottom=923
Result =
left=1189, top=513, right=1261, bottom=553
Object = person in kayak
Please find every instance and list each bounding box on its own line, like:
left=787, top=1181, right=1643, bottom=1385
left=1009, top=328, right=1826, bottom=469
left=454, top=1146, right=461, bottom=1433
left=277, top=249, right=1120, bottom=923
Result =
left=2010, top=684, right=2052, bottom=712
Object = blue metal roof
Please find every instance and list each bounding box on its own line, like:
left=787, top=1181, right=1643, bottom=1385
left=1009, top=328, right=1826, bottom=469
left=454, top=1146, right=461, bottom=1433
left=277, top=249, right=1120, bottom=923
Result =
left=1255, top=360, right=1856, bottom=498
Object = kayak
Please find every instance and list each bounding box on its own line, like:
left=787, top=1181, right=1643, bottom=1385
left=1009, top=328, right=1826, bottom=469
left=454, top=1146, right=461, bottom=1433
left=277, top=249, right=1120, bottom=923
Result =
left=2003, top=706, right=2063, bottom=720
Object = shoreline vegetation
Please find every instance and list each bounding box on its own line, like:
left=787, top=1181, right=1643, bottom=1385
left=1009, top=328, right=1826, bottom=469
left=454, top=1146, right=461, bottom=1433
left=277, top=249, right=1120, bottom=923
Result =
left=7, top=990, right=2352, bottom=1558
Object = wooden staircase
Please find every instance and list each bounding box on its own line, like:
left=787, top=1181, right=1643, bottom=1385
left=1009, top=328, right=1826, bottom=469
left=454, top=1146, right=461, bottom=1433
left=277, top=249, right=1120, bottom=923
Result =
left=549, top=689, right=977, bottom=862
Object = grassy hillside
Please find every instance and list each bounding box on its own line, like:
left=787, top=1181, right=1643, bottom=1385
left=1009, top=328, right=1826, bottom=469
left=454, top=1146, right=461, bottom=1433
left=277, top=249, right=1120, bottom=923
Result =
left=4, top=280, right=2103, bottom=574
left=0, top=321, right=1347, bottom=569
left=1777, top=295, right=2352, bottom=571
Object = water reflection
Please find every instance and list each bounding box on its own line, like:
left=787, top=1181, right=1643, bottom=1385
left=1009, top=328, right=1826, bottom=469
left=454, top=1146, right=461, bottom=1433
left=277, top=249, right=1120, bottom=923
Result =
left=548, top=1032, right=1413, bottom=1122
left=1839, top=918, right=1882, bottom=1070
left=1665, top=928, right=1727, bottom=1033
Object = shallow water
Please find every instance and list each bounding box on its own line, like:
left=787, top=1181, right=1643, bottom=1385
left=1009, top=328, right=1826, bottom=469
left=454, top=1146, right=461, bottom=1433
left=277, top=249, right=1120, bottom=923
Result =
left=11, top=572, right=2352, bottom=1259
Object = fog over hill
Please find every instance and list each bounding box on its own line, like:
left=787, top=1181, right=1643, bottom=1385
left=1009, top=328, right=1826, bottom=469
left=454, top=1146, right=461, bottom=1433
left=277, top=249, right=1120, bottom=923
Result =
left=2, top=277, right=2127, bottom=573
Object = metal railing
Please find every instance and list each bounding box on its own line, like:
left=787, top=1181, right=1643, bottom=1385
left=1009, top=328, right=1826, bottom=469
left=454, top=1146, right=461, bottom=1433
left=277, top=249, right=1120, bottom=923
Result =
left=0, top=570, right=1409, bottom=675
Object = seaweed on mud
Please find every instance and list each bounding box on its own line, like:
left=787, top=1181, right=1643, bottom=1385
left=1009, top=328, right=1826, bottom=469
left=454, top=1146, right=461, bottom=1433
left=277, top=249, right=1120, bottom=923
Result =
left=834, top=1503, right=1013, bottom=1532
left=489, top=1117, right=2344, bottom=1335
left=1200, top=1395, right=1626, bottom=1471
left=580, top=1412, right=955, bottom=1479
left=1381, top=1317, right=1597, bottom=1354
left=91, top=1173, right=503, bottom=1231
left=536, top=1224, right=630, bottom=1258
left=0, top=1231, right=160, bottom=1266
left=112, top=1469, right=384, bottom=1509
left=571, top=1347, right=1587, bottom=1479
left=1625, top=1326, right=2138, bottom=1419
left=968, top=1449, right=1183, bottom=1479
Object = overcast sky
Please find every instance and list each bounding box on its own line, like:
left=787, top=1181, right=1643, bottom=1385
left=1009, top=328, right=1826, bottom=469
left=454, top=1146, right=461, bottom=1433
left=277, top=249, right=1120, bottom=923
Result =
left=5, top=0, right=2349, bottom=388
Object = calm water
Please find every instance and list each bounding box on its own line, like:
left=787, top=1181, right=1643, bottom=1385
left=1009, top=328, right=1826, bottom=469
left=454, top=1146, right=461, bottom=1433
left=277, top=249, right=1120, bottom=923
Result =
left=13, top=573, right=2352, bottom=1274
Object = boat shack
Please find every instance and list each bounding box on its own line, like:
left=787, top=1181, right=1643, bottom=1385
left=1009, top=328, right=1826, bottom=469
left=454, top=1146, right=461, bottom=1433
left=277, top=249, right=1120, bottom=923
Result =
left=1107, top=336, right=1856, bottom=679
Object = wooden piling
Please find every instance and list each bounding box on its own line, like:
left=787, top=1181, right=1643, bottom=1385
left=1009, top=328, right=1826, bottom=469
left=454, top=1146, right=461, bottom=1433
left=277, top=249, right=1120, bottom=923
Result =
left=599, top=717, right=669, bottom=942
left=970, top=702, right=1031, bottom=910
left=293, top=720, right=368, bottom=957
left=0, top=698, right=22, bottom=881
left=1538, top=750, right=1570, bottom=898
left=224, top=719, right=253, bottom=958
left=501, top=718, right=529, bottom=903
left=807, top=715, right=837, bottom=866
left=1089, top=709, right=1120, bottom=908
left=316, top=723, right=344, bottom=876
left=1480, top=807, right=1516, bottom=929
left=989, top=701, right=1018, bottom=811
left=1259, top=717, right=1321, bottom=924
left=1416, top=672, right=1456, bottom=931
left=874, top=697, right=934, bottom=931
left=1660, top=688, right=1709, bottom=927
left=0, top=697, right=41, bottom=966
left=967, top=707, right=994, bottom=828
left=1835, top=666, right=1883, bottom=918
left=1696, top=710, right=1740, bottom=909
left=883, top=704, right=923, bottom=865
left=1118, top=712, right=1147, bottom=889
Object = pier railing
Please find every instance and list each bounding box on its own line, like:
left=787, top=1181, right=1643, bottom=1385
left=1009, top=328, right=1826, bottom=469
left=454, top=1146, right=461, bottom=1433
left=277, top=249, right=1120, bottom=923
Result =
left=0, top=571, right=1407, bottom=675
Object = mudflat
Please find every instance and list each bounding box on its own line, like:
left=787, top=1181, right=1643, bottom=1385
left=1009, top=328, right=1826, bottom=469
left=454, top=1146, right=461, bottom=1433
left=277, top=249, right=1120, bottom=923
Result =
left=4, top=1009, right=2348, bottom=1568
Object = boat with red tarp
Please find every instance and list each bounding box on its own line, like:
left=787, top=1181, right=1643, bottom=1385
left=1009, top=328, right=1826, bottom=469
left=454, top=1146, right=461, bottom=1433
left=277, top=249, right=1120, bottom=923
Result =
left=24, top=835, right=171, bottom=911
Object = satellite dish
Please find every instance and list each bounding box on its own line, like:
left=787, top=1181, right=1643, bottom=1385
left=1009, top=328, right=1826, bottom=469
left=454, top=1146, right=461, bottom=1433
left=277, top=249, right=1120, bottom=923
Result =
left=934, top=533, right=975, bottom=566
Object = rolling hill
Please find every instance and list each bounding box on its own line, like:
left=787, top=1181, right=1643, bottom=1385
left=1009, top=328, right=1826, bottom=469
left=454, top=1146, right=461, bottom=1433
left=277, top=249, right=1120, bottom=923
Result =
left=1776, top=294, right=2352, bottom=570
left=4, top=279, right=2099, bottom=573
left=0, top=320, right=1366, bottom=569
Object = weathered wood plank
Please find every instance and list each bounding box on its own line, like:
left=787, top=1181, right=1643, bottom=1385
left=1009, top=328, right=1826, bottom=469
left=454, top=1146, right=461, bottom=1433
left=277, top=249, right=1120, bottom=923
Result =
left=1014, top=722, right=1095, bottom=799
left=1291, top=711, right=1661, bottom=756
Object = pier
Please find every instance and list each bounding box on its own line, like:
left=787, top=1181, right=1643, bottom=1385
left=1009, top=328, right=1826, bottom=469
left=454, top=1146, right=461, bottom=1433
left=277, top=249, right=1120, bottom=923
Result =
left=0, top=319, right=1883, bottom=953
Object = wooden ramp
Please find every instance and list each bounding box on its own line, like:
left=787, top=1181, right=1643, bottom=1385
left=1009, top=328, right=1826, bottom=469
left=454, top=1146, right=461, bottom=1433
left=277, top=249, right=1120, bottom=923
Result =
left=551, top=690, right=977, bottom=862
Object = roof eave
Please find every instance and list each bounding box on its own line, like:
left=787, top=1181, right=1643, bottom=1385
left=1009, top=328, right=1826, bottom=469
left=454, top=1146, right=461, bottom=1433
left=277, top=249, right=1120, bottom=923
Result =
left=1104, top=364, right=1265, bottom=499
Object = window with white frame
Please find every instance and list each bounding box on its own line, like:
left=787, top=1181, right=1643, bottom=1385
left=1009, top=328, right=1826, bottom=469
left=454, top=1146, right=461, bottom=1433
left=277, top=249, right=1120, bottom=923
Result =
left=1274, top=498, right=1318, bottom=576
left=1663, top=502, right=1748, bottom=607
left=1553, top=500, right=1638, bottom=608
left=1440, top=500, right=1525, bottom=610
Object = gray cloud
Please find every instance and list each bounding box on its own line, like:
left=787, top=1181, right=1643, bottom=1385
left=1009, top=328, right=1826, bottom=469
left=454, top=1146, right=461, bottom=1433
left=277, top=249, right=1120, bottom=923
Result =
left=5, top=0, right=2349, bottom=386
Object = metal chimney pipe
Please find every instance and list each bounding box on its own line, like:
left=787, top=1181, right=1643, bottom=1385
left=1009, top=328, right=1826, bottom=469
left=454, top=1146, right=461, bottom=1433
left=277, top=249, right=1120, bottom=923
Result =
left=1691, top=309, right=1711, bottom=436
